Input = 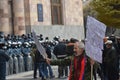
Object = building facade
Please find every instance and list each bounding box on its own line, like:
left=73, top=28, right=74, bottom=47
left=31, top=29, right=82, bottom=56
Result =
left=0, top=0, right=84, bottom=40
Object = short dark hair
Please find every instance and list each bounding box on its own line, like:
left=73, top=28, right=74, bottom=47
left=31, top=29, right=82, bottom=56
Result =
left=70, top=38, right=79, bottom=43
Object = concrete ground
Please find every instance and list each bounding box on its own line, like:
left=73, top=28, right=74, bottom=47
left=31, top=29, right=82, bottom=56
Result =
left=6, top=66, right=101, bottom=80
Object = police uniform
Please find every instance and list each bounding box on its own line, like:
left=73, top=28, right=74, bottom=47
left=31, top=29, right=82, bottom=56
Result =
left=0, top=43, right=10, bottom=80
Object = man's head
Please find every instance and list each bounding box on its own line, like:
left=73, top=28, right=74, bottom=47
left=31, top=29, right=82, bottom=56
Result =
left=105, top=40, right=113, bottom=48
left=74, top=41, right=85, bottom=56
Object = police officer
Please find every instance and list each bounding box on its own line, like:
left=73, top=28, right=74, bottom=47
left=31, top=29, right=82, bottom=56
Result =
left=0, top=32, right=10, bottom=80
left=21, top=41, right=31, bottom=71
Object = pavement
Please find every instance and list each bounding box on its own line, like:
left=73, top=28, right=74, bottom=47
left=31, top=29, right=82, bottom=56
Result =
left=6, top=66, right=68, bottom=80
left=6, top=66, right=101, bottom=80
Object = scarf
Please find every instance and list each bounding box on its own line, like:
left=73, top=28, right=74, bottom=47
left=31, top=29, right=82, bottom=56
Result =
left=69, top=53, right=85, bottom=80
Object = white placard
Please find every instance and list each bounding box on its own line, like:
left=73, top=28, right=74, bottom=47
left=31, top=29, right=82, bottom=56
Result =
left=85, top=16, right=106, bottom=63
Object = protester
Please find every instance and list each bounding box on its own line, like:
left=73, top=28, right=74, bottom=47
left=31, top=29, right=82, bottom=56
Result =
left=31, top=44, right=48, bottom=80
left=43, top=42, right=55, bottom=78
left=30, top=45, right=39, bottom=79
left=100, top=37, right=109, bottom=80
left=111, top=36, right=120, bottom=80
left=68, top=41, right=92, bottom=80
left=103, top=40, right=118, bottom=80
left=53, top=40, right=68, bottom=78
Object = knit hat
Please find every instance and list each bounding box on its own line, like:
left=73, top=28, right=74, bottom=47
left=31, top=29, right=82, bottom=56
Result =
left=105, top=40, right=112, bottom=44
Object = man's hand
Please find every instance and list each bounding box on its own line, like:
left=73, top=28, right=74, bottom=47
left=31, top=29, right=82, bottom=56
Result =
left=46, top=58, right=51, bottom=64
left=90, top=58, right=95, bottom=65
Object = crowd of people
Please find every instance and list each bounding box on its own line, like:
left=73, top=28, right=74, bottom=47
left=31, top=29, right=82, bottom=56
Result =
left=0, top=31, right=120, bottom=80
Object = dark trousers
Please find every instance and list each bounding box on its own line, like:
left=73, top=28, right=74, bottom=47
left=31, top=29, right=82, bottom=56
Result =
left=58, top=65, right=68, bottom=77
left=34, top=63, right=41, bottom=78
left=97, top=64, right=104, bottom=80
left=0, top=62, right=6, bottom=80
left=93, top=65, right=97, bottom=80
left=107, top=67, right=118, bottom=80
left=103, top=64, right=118, bottom=80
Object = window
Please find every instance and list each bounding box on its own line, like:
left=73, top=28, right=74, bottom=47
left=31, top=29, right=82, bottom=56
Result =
left=37, top=4, right=43, bottom=22
left=51, top=0, right=63, bottom=25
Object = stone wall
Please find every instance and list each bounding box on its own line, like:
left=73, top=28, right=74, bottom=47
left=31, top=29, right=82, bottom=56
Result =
left=13, top=0, right=26, bottom=35
left=63, top=0, right=84, bottom=25
left=0, top=0, right=10, bottom=34
left=31, top=25, right=85, bottom=40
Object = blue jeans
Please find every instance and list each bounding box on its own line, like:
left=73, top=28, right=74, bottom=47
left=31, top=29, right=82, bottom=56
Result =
left=47, top=64, right=54, bottom=77
left=39, top=62, right=48, bottom=78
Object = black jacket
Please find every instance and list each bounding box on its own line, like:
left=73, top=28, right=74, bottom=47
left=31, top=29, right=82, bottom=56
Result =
left=44, top=45, right=51, bottom=59
left=34, top=49, right=45, bottom=63
left=53, top=42, right=67, bottom=59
